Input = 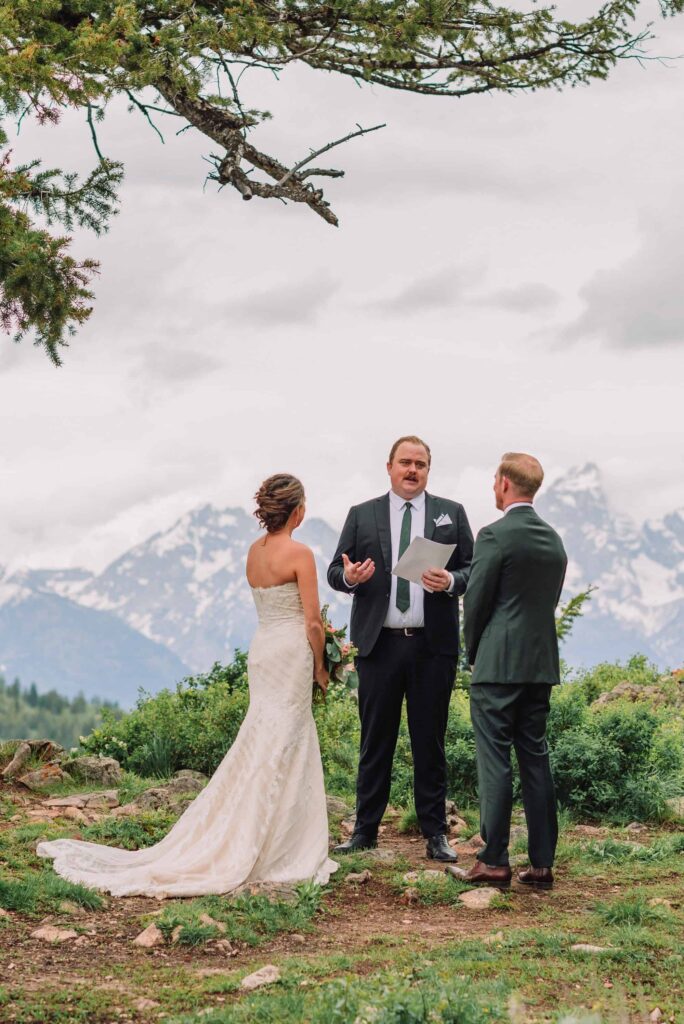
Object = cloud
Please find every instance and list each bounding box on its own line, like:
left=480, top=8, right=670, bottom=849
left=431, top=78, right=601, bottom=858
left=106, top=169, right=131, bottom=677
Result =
left=562, top=213, right=684, bottom=348
left=366, top=266, right=484, bottom=316
left=221, top=274, right=338, bottom=327
left=477, top=283, right=560, bottom=313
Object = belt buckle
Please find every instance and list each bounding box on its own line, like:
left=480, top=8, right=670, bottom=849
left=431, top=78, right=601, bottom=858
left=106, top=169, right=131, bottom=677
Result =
left=403, top=627, right=414, bottom=637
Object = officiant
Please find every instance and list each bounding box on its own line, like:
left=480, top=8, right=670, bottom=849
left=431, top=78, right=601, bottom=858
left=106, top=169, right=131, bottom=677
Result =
left=328, top=436, right=474, bottom=862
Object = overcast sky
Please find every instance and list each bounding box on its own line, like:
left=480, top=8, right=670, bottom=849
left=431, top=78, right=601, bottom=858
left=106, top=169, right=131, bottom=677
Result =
left=1, top=0, right=683, bottom=573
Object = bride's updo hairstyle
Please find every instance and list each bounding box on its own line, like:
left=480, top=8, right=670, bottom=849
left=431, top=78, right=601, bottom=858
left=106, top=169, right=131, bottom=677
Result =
left=254, top=474, right=305, bottom=533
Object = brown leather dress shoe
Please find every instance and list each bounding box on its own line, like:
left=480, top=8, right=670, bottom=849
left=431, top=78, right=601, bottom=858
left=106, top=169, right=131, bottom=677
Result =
left=447, top=861, right=512, bottom=889
left=517, top=866, right=554, bottom=890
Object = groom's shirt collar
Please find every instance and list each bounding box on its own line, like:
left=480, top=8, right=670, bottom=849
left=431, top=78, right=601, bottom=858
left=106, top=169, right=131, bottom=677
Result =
left=389, top=489, right=426, bottom=511
left=504, top=501, right=534, bottom=514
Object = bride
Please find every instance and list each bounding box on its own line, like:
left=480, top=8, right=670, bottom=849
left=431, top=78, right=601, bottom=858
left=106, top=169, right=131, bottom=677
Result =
left=37, top=474, right=339, bottom=897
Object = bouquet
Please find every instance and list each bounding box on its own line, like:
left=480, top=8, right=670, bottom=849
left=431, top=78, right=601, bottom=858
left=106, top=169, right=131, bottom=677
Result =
left=314, top=605, right=359, bottom=701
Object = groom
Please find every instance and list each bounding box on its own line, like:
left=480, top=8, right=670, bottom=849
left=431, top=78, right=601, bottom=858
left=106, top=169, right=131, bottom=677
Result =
left=459, top=452, right=567, bottom=889
left=328, top=436, right=473, bottom=862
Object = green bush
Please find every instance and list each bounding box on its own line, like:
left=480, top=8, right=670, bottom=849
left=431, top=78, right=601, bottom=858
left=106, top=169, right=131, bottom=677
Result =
left=80, top=652, right=684, bottom=824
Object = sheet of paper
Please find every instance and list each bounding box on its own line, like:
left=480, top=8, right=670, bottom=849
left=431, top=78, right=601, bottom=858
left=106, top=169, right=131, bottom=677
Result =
left=392, top=536, right=456, bottom=585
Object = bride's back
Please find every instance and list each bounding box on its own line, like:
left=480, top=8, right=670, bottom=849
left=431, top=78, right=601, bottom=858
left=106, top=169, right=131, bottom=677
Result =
left=246, top=533, right=302, bottom=589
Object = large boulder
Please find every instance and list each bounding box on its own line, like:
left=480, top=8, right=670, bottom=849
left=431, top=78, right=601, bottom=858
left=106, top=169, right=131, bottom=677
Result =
left=17, top=763, right=66, bottom=790
left=1, top=739, right=65, bottom=779
left=592, top=682, right=669, bottom=708
left=63, top=756, right=123, bottom=786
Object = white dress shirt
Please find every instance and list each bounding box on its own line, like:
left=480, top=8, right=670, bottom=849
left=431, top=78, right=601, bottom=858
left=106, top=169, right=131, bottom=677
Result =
left=504, top=501, right=534, bottom=514
left=384, top=490, right=428, bottom=628
left=343, top=490, right=455, bottom=621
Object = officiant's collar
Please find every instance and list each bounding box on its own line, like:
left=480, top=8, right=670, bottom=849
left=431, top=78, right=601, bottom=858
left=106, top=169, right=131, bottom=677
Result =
left=389, top=489, right=426, bottom=510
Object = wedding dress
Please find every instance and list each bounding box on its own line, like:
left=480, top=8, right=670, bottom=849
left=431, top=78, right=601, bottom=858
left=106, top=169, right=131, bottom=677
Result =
left=37, top=582, right=338, bottom=897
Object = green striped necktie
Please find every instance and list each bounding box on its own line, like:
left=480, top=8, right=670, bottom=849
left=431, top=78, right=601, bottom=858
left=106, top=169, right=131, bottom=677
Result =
left=396, top=502, right=413, bottom=613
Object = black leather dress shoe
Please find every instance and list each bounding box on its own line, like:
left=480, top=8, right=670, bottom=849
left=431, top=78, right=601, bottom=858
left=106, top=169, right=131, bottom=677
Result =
left=426, top=834, right=458, bottom=863
left=333, top=833, right=378, bottom=855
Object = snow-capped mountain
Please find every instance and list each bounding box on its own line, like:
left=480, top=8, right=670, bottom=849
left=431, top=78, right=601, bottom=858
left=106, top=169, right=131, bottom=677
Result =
left=536, top=464, right=684, bottom=666
left=0, top=507, right=352, bottom=703
left=0, top=467, right=681, bottom=705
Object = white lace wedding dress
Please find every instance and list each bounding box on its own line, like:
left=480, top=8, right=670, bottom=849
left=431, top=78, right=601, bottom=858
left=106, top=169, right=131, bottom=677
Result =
left=37, top=583, right=338, bottom=897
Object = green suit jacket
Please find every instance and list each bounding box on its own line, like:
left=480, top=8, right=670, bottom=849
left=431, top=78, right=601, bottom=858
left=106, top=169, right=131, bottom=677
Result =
left=464, top=505, right=567, bottom=685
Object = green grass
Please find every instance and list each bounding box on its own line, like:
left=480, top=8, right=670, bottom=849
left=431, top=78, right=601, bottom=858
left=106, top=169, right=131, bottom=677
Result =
left=80, top=809, right=176, bottom=849
left=0, top=870, right=103, bottom=914
left=593, top=892, right=672, bottom=927
left=155, top=881, right=323, bottom=948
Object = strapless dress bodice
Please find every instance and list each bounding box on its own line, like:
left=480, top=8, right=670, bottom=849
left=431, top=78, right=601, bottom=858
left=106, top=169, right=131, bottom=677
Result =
left=251, top=582, right=305, bottom=626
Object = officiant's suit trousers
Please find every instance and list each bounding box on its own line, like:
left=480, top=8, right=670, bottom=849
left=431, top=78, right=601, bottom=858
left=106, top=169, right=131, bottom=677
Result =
left=355, top=630, right=456, bottom=839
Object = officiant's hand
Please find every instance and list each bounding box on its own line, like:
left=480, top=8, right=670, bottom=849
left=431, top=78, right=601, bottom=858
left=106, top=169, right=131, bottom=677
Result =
left=342, top=553, right=376, bottom=586
left=422, top=567, right=452, bottom=592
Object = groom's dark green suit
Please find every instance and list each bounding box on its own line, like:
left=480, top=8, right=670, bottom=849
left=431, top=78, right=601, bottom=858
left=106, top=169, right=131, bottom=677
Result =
left=464, top=505, right=567, bottom=868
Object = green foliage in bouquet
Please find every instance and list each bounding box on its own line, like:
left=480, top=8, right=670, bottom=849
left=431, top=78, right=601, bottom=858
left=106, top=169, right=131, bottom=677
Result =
left=322, top=606, right=359, bottom=692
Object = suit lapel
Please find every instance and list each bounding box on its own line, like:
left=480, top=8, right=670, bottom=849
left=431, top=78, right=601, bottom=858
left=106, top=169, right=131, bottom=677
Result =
left=424, top=493, right=438, bottom=540
left=374, top=495, right=392, bottom=571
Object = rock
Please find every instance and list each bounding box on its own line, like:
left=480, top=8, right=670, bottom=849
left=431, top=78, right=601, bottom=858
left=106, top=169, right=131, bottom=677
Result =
left=340, top=816, right=356, bottom=836
left=326, top=795, right=351, bottom=816
left=0, top=908, right=11, bottom=919
left=445, top=799, right=458, bottom=815
left=345, top=869, right=372, bottom=884
left=1, top=740, right=65, bottom=779
left=483, top=931, right=505, bottom=945
left=31, top=925, right=78, bottom=944
left=574, top=825, right=605, bottom=837
left=570, top=943, right=612, bottom=954
left=133, top=923, right=165, bottom=948
left=648, top=898, right=673, bottom=908
left=364, top=848, right=398, bottom=864
left=448, top=815, right=469, bottom=836
left=402, top=887, right=419, bottom=906
left=290, top=934, right=306, bottom=945
left=402, top=870, right=443, bottom=883
left=650, top=1008, right=663, bottom=1023
left=509, top=826, right=527, bottom=841
left=199, top=913, right=226, bottom=933
left=174, top=770, right=209, bottom=783
left=240, top=965, right=281, bottom=991
left=73, top=936, right=90, bottom=947
left=44, top=795, right=87, bottom=809
left=626, top=822, right=647, bottom=833
left=18, top=763, right=66, bottom=790
left=214, top=939, right=238, bottom=956
left=134, top=999, right=160, bottom=1012
left=62, top=806, right=88, bottom=823
left=133, top=775, right=206, bottom=813
left=458, top=887, right=501, bottom=910
left=63, top=756, right=122, bottom=786
left=84, top=790, right=120, bottom=809
left=665, top=797, right=684, bottom=820
left=57, top=901, right=87, bottom=917
left=171, top=926, right=183, bottom=944
left=445, top=866, right=469, bottom=880
left=1, top=741, right=32, bottom=779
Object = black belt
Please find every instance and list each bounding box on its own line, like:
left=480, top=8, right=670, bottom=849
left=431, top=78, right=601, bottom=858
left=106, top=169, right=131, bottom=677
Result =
left=383, top=627, right=424, bottom=637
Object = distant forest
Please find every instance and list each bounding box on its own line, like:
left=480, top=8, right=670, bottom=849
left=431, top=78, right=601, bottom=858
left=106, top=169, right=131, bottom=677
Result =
left=0, top=677, right=122, bottom=750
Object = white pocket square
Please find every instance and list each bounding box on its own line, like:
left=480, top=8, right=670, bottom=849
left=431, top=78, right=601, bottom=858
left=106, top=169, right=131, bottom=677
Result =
left=434, top=513, right=453, bottom=527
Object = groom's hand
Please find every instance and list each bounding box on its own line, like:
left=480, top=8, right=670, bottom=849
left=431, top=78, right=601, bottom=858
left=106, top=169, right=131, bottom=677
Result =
left=422, top=567, right=452, bottom=592
left=342, top=553, right=376, bottom=586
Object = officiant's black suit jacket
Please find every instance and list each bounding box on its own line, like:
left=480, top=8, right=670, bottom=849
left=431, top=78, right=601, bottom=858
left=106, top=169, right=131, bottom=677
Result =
left=328, top=493, right=474, bottom=658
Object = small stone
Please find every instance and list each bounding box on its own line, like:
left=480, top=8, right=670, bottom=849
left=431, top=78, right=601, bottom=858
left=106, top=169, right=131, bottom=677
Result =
left=84, top=790, right=120, bottom=809
left=199, top=913, right=226, bottom=933
left=448, top=816, right=469, bottom=835
left=648, top=898, right=673, bottom=908
left=133, top=923, right=164, bottom=948
left=650, top=1008, right=663, bottom=1023
left=345, top=869, right=372, bottom=884
left=57, top=901, right=87, bottom=916
left=62, top=806, right=88, bottom=823
left=483, top=931, right=505, bottom=945
left=0, top=908, right=12, bottom=919
left=134, top=998, right=161, bottom=1011
left=365, top=848, right=397, bottom=864
left=290, top=934, right=306, bottom=945
left=240, top=965, right=281, bottom=991
left=458, top=887, right=500, bottom=910
left=214, top=939, right=237, bottom=956
left=570, top=943, right=611, bottom=954
left=574, top=825, right=605, bottom=837
left=402, top=887, right=419, bottom=906
left=31, top=925, right=78, bottom=944
left=73, top=936, right=90, bottom=947
left=326, top=795, right=351, bottom=816
left=171, top=926, right=183, bottom=943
